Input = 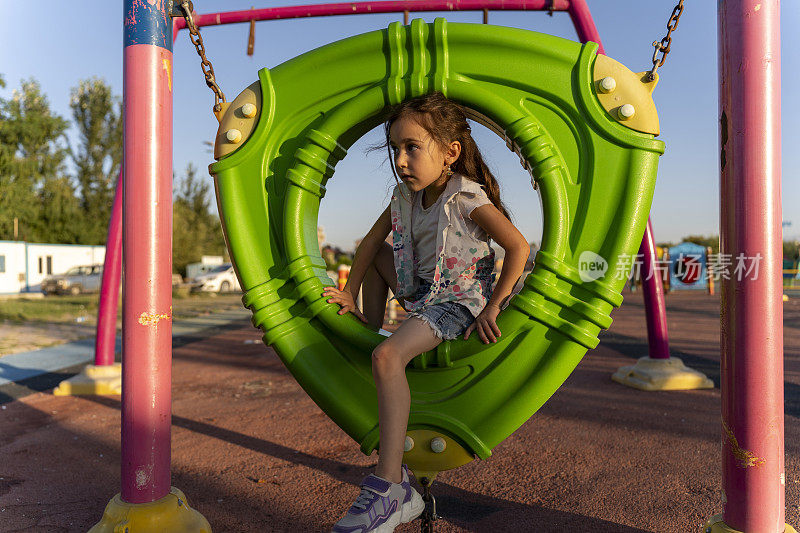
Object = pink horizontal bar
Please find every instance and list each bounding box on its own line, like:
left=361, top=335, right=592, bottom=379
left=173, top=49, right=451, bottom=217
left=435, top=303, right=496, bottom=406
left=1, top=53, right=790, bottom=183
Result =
left=174, top=0, right=570, bottom=31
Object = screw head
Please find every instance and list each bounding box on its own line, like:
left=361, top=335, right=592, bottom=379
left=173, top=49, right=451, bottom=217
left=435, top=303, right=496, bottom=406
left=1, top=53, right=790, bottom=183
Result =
left=618, top=104, right=636, bottom=120
left=599, top=76, right=616, bottom=93
left=404, top=436, right=415, bottom=452
left=241, top=103, right=257, bottom=118
left=430, top=437, right=446, bottom=453
left=226, top=129, right=243, bottom=143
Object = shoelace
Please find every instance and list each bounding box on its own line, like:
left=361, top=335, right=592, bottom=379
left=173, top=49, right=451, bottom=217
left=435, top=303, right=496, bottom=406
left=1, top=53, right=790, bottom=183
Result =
left=351, top=487, right=378, bottom=510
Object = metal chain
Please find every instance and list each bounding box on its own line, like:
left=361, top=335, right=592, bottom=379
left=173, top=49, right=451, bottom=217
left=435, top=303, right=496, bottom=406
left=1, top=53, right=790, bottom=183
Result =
left=174, top=0, right=226, bottom=114
left=648, top=0, right=685, bottom=81
left=419, top=477, right=439, bottom=532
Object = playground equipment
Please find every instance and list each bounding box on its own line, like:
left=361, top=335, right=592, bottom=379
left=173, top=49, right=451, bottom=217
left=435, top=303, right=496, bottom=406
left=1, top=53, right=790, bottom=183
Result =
left=668, top=241, right=709, bottom=291
left=86, top=1, right=793, bottom=532
left=210, top=17, right=663, bottom=476
left=53, top=171, right=123, bottom=396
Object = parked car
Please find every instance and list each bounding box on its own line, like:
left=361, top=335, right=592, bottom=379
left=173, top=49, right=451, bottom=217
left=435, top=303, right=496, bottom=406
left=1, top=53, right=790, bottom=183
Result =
left=189, top=263, right=241, bottom=293
left=41, top=265, right=103, bottom=295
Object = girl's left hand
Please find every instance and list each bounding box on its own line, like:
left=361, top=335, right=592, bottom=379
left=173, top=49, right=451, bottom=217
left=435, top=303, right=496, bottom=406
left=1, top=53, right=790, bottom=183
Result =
left=464, top=303, right=502, bottom=343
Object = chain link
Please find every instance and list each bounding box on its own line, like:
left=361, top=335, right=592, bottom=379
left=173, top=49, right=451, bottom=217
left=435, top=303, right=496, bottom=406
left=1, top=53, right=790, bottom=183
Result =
left=175, top=0, right=226, bottom=114
left=648, top=0, right=685, bottom=81
left=419, top=477, right=439, bottom=532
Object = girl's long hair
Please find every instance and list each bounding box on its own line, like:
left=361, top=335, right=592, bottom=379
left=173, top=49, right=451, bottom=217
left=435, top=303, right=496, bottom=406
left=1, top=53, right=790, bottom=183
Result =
left=379, top=92, right=510, bottom=220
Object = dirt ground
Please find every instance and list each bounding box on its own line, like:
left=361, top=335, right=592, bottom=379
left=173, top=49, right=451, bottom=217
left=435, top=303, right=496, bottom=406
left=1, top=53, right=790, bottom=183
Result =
left=1, top=291, right=799, bottom=532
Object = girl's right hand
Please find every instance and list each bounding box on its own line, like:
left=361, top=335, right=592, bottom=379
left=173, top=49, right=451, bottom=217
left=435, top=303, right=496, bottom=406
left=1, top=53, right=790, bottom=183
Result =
left=322, top=286, right=368, bottom=323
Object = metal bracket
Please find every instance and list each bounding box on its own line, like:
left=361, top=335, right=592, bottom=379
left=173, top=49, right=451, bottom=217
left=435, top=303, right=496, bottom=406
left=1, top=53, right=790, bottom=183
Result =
left=168, top=0, right=191, bottom=18
left=420, top=477, right=439, bottom=533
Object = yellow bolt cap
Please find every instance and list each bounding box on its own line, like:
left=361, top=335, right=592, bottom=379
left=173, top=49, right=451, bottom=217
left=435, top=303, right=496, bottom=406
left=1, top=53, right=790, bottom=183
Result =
left=619, top=104, right=636, bottom=120
left=241, top=103, right=257, bottom=118
left=430, top=437, right=446, bottom=453
left=599, top=76, right=616, bottom=93
left=226, top=129, right=243, bottom=143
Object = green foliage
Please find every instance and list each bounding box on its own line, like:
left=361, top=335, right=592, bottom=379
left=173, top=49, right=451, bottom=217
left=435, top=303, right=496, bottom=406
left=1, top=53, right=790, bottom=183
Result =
left=32, top=176, right=83, bottom=243
left=0, top=75, right=224, bottom=270
left=172, top=163, right=226, bottom=277
left=68, top=77, right=123, bottom=244
left=681, top=234, right=719, bottom=255
left=785, top=240, right=800, bottom=262
left=0, top=76, right=123, bottom=244
left=322, top=247, right=337, bottom=270
left=0, top=78, right=69, bottom=241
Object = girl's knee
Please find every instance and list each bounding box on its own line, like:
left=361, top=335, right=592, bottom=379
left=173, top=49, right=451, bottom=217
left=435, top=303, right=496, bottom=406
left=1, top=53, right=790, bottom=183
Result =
left=372, top=343, right=401, bottom=375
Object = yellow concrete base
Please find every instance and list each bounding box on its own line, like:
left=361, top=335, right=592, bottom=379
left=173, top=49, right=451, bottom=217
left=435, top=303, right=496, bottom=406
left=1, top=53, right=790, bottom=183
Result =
left=53, top=363, right=122, bottom=396
left=88, top=487, right=211, bottom=533
left=612, top=356, right=714, bottom=391
left=703, top=514, right=797, bottom=532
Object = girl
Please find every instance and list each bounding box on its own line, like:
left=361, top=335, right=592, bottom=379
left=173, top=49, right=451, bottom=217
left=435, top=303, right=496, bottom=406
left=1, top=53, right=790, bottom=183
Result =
left=324, top=92, right=529, bottom=533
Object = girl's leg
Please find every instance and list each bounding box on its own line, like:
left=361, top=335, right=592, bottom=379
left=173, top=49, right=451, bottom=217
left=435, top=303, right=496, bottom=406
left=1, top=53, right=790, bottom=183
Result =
left=372, top=317, right=441, bottom=483
left=361, top=241, right=397, bottom=329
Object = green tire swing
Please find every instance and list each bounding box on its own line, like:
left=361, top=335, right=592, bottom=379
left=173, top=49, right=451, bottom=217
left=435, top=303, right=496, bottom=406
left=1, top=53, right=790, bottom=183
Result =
left=209, top=19, right=664, bottom=480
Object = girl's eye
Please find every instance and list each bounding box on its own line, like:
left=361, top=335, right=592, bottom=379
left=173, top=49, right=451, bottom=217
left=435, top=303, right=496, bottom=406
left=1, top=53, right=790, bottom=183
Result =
left=408, top=144, right=418, bottom=152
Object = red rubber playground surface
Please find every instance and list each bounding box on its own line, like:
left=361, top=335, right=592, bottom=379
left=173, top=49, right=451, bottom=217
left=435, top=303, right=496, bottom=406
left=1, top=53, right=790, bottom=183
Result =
left=1, top=291, right=799, bottom=532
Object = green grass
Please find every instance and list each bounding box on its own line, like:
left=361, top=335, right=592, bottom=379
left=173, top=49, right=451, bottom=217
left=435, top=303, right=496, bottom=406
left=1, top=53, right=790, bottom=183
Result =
left=0, top=292, right=244, bottom=324
left=0, top=295, right=99, bottom=323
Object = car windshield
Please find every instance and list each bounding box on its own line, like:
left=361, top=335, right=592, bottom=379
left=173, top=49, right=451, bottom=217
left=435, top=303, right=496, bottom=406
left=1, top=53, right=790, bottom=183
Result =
left=64, top=267, right=82, bottom=276
left=209, top=264, right=231, bottom=273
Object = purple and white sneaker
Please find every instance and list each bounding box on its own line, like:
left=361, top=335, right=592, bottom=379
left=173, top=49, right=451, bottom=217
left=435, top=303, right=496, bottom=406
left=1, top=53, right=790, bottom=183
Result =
left=332, top=464, right=424, bottom=533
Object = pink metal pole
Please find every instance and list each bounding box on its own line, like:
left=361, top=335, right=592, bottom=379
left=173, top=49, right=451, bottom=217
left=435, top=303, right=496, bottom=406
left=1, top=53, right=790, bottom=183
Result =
left=637, top=220, right=670, bottom=358
left=97, top=27, right=182, bottom=370
left=565, top=0, right=604, bottom=53
left=719, top=0, right=784, bottom=531
left=94, top=171, right=123, bottom=367
left=121, top=0, right=174, bottom=503
left=174, top=0, right=570, bottom=30
left=568, top=0, right=670, bottom=359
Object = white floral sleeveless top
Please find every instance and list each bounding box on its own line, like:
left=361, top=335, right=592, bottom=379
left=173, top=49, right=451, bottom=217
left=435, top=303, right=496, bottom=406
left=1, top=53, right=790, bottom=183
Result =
left=390, top=174, right=495, bottom=317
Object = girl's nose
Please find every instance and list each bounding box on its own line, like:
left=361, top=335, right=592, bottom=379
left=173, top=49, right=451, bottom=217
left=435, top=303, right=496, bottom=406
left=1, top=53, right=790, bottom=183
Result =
left=394, top=151, right=407, bottom=168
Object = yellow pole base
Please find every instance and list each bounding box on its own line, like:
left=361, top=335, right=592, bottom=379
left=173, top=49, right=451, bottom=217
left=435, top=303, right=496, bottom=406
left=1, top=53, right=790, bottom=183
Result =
left=88, top=487, right=211, bottom=533
left=53, top=363, right=122, bottom=396
left=703, top=514, right=797, bottom=532
left=784, top=294, right=790, bottom=302
left=612, top=356, right=714, bottom=391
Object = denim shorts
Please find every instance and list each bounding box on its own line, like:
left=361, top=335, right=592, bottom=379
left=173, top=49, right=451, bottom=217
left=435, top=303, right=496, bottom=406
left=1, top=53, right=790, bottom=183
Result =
left=405, top=278, right=475, bottom=340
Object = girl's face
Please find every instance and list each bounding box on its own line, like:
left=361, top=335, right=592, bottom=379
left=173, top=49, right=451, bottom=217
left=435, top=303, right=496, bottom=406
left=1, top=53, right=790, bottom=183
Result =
left=389, top=115, right=460, bottom=193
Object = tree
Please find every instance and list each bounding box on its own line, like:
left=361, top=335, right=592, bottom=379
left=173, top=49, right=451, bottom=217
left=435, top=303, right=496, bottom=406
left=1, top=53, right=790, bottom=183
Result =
left=172, top=163, right=226, bottom=276
left=69, top=77, right=123, bottom=244
left=0, top=78, right=70, bottom=241
left=682, top=234, right=719, bottom=255
left=785, top=240, right=800, bottom=263
left=33, top=176, right=83, bottom=243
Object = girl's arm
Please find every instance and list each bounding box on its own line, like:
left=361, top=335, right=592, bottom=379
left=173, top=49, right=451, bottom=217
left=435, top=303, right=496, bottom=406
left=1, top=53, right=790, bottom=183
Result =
left=344, top=205, right=392, bottom=299
left=322, top=205, right=392, bottom=320
left=464, top=203, right=529, bottom=343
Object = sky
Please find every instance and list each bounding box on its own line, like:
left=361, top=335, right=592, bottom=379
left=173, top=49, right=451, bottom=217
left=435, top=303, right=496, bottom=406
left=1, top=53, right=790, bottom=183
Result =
left=1, top=1, right=798, bottom=251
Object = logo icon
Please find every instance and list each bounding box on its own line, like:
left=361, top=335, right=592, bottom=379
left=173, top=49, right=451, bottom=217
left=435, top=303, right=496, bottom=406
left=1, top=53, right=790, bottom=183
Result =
left=578, top=251, right=608, bottom=282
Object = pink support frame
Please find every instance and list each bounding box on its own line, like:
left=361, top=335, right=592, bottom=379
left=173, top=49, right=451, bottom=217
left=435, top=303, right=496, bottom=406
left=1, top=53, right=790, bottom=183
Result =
left=719, top=1, right=784, bottom=530
left=114, top=2, right=787, bottom=528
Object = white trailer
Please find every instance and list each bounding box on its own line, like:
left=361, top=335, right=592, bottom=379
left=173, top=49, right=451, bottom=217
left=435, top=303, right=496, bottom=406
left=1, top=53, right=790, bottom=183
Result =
left=0, top=241, right=105, bottom=295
